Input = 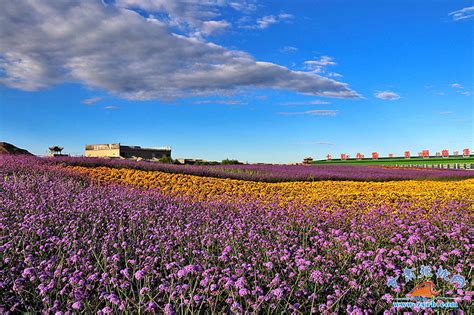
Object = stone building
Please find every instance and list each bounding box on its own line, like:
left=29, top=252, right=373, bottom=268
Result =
left=85, top=143, right=171, bottom=160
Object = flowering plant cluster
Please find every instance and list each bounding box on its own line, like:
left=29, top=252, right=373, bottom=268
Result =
left=1, top=155, right=472, bottom=313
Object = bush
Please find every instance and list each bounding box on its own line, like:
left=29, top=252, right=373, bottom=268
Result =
left=221, top=158, right=241, bottom=165
left=158, top=156, right=174, bottom=164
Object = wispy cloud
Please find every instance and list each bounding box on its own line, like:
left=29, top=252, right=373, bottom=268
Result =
left=327, top=72, right=343, bottom=78
left=115, top=0, right=253, bottom=36
left=228, top=1, right=257, bottom=13
left=438, top=111, right=453, bottom=115
left=82, top=97, right=102, bottom=105
left=305, top=56, right=337, bottom=67
left=452, top=118, right=471, bottom=123
left=193, top=99, right=243, bottom=105
left=449, top=6, right=474, bottom=21
left=425, top=85, right=448, bottom=96
left=374, top=91, right=400, bottom=101
left=450, top=84, right=471, bottom=96
left=298, top=140, right=334, bottom=145
left=103, top=105, right=118, bottom=110
left=278, top=109, right=338, bottom=116
left=280, top=46, right=298, bottom=53
left=304, top=56, right=337, bottom=73
left=240, top=13, right=294, bottom=29
left=303, top=56, right=344, bottom=78
left=280, top=100, right=331, bottom=106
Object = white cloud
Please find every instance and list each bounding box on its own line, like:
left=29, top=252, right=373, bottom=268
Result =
left=304, top=56, right=337, bottom=74
left=278, top=13, right=293, bottom=20
left=115, top=0, right=228, bottom=32
left=450, top=83, right=463, bottom=89
left=374, top=91, right=400, bottom=101
left=438, top=111, right=452, bottom=115
left=193, top=99, right=243, bottom=105
left=257, top=15, right=279, bottom=29
left=280, top=100, right=331, bottom=106
left=298, top=140, right=334, bottom=145
left=228, top=1, right=257, bottom=13
left=199, top=20, right=231, bottom=36
left=0, top=1, right=359, bottom=101
left=460, top=91, right=471, bottom=96
left=449, top=6, right=474, bottom=21
left=82, top=97, right=102, bottom=105
left=111, top=1, right=251, bottom=37
left=278, top=109, right=338, bottom=116
left=103, top=105, right=118, bottom=110
left=327, top=72, right=343, bottom=78
left=240, top=13, right=294, bottom=29
left=305, top=56, right=337, bottom=67
left=280, top=46, right=298, bottom=54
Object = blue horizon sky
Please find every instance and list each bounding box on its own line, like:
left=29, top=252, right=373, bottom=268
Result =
left=0, top=0, right=472, bottom=163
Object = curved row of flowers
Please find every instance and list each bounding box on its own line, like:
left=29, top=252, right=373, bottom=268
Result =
left=69, top=165, right=474, bottom=211
left=45, top=156, right=474, bottom=182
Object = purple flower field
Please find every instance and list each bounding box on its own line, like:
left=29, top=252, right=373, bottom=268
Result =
left=1, top=156, right=473, bottom=313
left=44, top=156, right=473, bottom=182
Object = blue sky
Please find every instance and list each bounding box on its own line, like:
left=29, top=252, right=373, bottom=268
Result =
left=0, top=0, right=472, bottom=163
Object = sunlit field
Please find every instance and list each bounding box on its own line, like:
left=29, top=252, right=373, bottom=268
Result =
left=1, top=156, right=473, bottom=313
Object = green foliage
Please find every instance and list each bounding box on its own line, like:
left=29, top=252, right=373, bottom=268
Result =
left=158, top=156, right=174, bottom=164
left=221, top=158, right=242, bottom=165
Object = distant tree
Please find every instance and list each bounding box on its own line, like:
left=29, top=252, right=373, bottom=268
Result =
left=158, top=156, right=174, bottom=164
left=221, top=158, right=241, bottom=165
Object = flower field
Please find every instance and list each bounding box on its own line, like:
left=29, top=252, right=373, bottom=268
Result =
left=1, top=155, right=473, bottom=313
left=45, top=156, right=474, bottom=182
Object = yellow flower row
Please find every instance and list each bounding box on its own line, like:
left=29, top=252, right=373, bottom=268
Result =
left=68, top=166, right=474, bottom=212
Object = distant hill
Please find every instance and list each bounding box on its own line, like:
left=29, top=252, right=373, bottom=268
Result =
left=0, top=142, right=33, bottom=155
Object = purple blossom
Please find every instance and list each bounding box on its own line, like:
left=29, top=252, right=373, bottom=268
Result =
left=381, top=294, right=393, bottom=303
left=164, top=303, right=175, bottom=315
left=71, top=301, right=81, bottom=310
left=100, top=306, right=113, bottom=314
left=139, top=287, right=150, bottom=295
left=310, top=270, right=324, bottom=284
left=108, top=294, right=120, bottom=305
left=146, top=301, right=157, bottom=312
left=238, top=288, right=249, bottom=296
left=272, top=288, right=284, bottom=300
left=263, top=261, right=273, bottom=269
left=134, top=270, right=146, bottom=280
